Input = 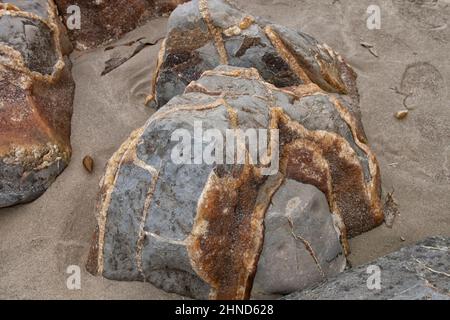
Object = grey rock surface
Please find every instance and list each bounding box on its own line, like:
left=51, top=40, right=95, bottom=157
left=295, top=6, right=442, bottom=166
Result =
left=252, top=179, right=346, bottom=298
left=0, top=157, right=66, bottom=208
left=283, top=236, right=450, bottom=300
left=0, top=15, right=58, bottom=75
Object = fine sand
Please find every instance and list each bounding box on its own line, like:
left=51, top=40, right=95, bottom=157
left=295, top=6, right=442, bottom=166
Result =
left=0, top=0, right=449, bottom=299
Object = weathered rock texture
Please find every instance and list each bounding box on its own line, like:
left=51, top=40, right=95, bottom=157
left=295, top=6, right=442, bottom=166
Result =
left=252, top=179, right=346, bottom=298
left=283, top=236, right=450, bottom=300
left=149, top=0, right=359, bottom=110
left=0, top=1, right=75, bottom=207
left=54, top=0, right=188, bottom=49
left=87, top=65, right=383, bottom=299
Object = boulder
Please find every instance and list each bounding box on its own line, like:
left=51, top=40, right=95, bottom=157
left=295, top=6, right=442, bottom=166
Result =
left=87, top=65, right=383, bottom=299
left=252, top=179, right=346, bottom=298
left=54, top=0, right=188, bottom=49
left=283, top=236, right=450, bottom=300
left=149, top=0, right=359, bottom=112
left=0, top=1, right=75, bottom=207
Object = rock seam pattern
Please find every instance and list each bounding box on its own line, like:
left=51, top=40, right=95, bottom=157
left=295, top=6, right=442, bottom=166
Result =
left=0, top=0, right=75, bottom=207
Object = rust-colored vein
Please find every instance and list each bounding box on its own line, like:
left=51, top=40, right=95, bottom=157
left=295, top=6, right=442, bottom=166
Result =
left=134, top=157, right=158, bottom=176
left=150, top=99, right=225, bottom=123
left=220, top=97, right=239, bottom=128
left=185, top=81, right=223, bottom=96
left=135, top=165, right=161, bottom=279
left=264, top=25, right=312, bottom=85
left=329, top=96, right=384, bottom=225
left=315, top=44, right=349, bottom=94
left=187, top=162, right=270, bottom=299
left=96, top=127, right=145, bottom=275
left=199, top=0, right=229, bottom=65
left=145, top=38, right=166, bottom=106
left=202, top=67, right=261, bottom=80
left=0, top=3, right=20, bottom=11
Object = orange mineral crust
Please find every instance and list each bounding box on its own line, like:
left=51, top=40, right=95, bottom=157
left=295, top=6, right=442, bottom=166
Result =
left=0, top=0, right=74, bottom=207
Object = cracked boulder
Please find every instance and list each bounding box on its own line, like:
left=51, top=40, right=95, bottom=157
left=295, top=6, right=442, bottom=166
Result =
left=0, top=1, right=75, bottom=207
left=54, top=0, right=189, bottom=49
left=252, top=179, right=346, bottom=298
left=87, top=65, right=383, bottom=300
left=149, top=0, right=359, bottom=111
left=283, top=237, right=450, bottom=300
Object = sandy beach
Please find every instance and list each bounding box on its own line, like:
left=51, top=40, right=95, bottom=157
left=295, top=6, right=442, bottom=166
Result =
left=0, top=0, right=449, bottom=299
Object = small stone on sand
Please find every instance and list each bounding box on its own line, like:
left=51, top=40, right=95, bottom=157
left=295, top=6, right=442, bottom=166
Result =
left=395, top=110, right=408, bottom=120
left=83, top=156, right=94, bottom=173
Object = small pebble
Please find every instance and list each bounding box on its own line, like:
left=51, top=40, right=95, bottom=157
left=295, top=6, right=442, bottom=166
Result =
left=83, top=155, right=94, bottom=173
left=395, top=110, right=408, bottom=120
